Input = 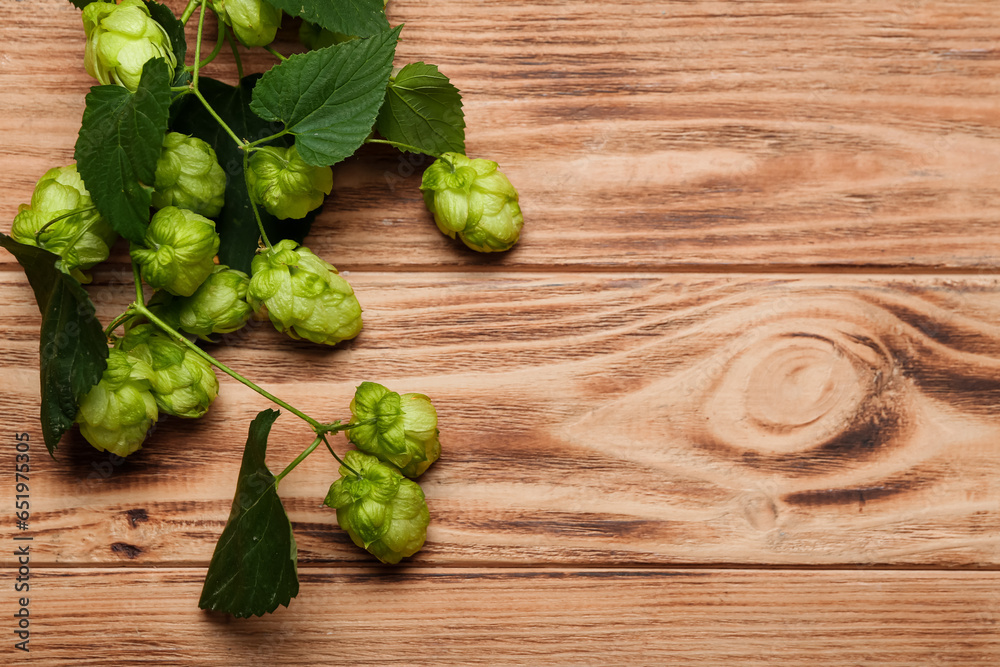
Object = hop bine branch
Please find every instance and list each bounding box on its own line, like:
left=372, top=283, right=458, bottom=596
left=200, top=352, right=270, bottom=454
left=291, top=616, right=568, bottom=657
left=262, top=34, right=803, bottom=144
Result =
left=4, top=0, right=521, bottom=618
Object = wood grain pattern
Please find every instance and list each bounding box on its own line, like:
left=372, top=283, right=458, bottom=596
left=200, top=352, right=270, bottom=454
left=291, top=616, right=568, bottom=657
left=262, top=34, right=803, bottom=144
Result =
left=1, top=0, right=999, bottom=270
left=2, top=271, right=999, bottom=567
left=2, top=0, right=999, bottom=660
left=11, top=568, right=1000, bottom=666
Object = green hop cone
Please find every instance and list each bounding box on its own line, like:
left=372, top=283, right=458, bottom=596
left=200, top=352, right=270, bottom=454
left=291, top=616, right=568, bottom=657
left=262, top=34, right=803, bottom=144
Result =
left=76, top=348, right=158, bottom=457
left=211, top=0, right=282, bottom=48
left=152, top=133, right=227, bottom=218
left=246, top=145, right=333, bottom=220
left=421, top=152, right=524, bottom=252
left=347, top=382, right=441, bottom=478
left=324, top=451, right=430, bottom=565
left=247, top=239, right=362, bottom=346
left=82, top=0, right=178, bottom=91
left=131, top=206, right=221, bottom=297
left=148, top=265, right=253, bottom=340
left=119, top=324, right=219, bottom=419
left=10, top=164, right=117, bottom=283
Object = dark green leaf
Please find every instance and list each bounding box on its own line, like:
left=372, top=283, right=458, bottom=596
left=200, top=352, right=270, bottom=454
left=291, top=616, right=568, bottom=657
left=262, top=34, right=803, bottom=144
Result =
left=145, top=1, right=187, bottom=81
left=267, top=0, right=388, bottom=38
left=0, top=234, right=109, bottom=457
left=74, top=59, right=171, bottom=243
left=199, top=409, right=299, bottom=618
left=376, top=62, right=465, bottom=156
left=250, top=27, right=401, bottom=167
left=170, top=76, right=315, bottom=274
left=171, top=70, right=192, bottom=99
left=68, top=0, right=96, bottom=8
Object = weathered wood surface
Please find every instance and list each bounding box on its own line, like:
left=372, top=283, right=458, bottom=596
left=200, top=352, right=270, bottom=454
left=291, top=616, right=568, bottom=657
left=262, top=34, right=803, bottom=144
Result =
left=2, top=270, right=999, bottom=567
left=2, top=0, right=1000, bottom=662
left=9, top=568, right=1000, bottom=666
left=1, top=0, right=999, bottom=270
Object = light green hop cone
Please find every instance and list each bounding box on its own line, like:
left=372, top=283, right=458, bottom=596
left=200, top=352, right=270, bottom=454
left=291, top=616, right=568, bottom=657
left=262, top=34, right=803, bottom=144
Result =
left=76, top=348, right=158, bottom=457
left=421, top=152, right=523, bottom=252
left=119, top=324, right=219, bottom=419
left=82, top=0, right=177, bottom=91
left=10, top=164, right=117, bottom=283
left=324, top=451, right=430, bottom=565
left=148, top=265, right=253, bottom=340
left=152, top=133, right=227, bottom=218
left=347, top=382, right=441, bottom=478
left=211, top=0, right=282, bottom=48
left=247, top=239, right=362, bottom=346
left=246, top=145, right=333, bottom=220
left=131, top=206, right=220, bottom=297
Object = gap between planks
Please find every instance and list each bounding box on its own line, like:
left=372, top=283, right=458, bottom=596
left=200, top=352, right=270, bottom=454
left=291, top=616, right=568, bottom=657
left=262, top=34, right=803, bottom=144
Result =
left=4, top=264, right=1000, bottom=277
left=16, top=566, right=1000, bottom=666
left=20, top=562, right=1000, bottom=572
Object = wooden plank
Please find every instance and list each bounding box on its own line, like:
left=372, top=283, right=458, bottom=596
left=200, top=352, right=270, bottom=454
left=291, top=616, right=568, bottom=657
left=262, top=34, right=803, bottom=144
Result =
left=2, top=271, right=999, bottom=567
left=2, top=1, right=999, bottom=270
left=8, top=568, right=1000, bottom=665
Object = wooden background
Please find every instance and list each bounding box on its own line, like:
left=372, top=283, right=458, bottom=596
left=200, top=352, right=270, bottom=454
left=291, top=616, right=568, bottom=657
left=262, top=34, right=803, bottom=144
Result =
left=1, top=0, right=999, bottom=663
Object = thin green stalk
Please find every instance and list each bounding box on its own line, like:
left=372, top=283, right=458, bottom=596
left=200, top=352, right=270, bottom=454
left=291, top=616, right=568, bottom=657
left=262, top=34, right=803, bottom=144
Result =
left=275, top=419, right=372, bottom=487
left=365, top=138, right=441, bottom=159
left=243, top=150, right=272, bottom=249
left=32, top=206, right=97, bottom=245
left=226, top=28, right=245, bottom=80
left=135, top=302, right=323, bottom=431
left=192, top=0, right=208, bottom=88
left=246, top=130, right=290, bottom=148
left=186, top=15, right=225, bottom=71
left=103, top=309, right=135, bottom=339
left=131, top=257, right=145, bottom=303
left=321, top=433, right=362, bottom=478
left=263, top=44, right=287, bottom=62
left=180, top=0, right=200, bottom=23
left=274, top=436, right=323, bottom=485
left=193, top=89, right=243, bottom=147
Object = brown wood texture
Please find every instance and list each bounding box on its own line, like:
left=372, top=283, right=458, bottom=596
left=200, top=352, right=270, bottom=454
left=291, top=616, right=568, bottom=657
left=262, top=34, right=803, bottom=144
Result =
left=1, top=0, right=999, bottom=663
left=1, top=0, right=999, bottom=270
left=11, top=568, right=1000, bottom=666
left=3, top=271, right=1000, bottom=568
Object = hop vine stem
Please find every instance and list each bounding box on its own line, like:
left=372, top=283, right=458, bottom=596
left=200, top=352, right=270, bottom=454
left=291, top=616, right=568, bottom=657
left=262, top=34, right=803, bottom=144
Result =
left=263, top=45, right=287, bottom=62
left=192, top=0, right=207, bottom=90
left=133, top=298, right=323, bottom=431
left=243, top=150, right=273, bottom=249
left=275, top=426, right=367, bottom=486
left=32, top=206, right=98, bottom=246
left=118, top=269, right=371, bottom=485
left=180, top=0, right=200, bottom=24
left=132, top=256, right=145, bottom=303
left=185, top=13, right=226, bottom=72
left=322, top=433, right=364, bottom=478
left=226, top=29, right=245, bottom=80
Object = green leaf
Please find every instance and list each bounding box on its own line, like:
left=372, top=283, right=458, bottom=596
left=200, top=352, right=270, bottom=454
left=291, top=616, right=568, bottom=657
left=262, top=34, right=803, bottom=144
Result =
left=0, top=234, right=109, bottom=457
left=376, top=62, right=466, bottom=156
left=250, top=26, right=402, bottom=167
left=74, top=59, right=171, bottom=243
left=170, top=75, right=315, bottom=274
left=199, top=409, right=299, bottom=618
left=145, top=1, right=187, bottom=80
left=267, top=0, right=388, bottom=38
